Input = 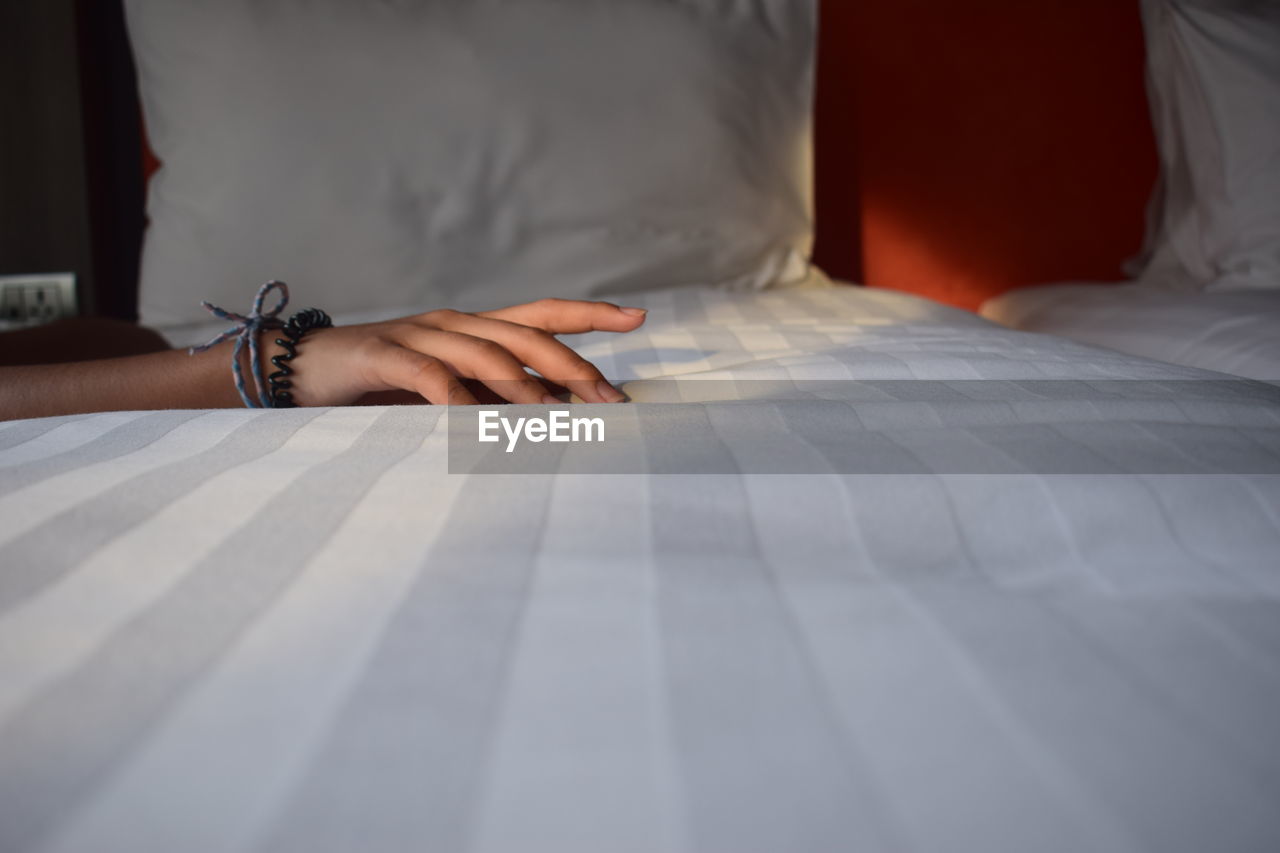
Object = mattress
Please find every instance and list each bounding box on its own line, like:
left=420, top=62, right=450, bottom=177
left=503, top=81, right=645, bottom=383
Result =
left=981, top=283, right=1280, bottom=382
left=2, top=284, right=1279, bottom=853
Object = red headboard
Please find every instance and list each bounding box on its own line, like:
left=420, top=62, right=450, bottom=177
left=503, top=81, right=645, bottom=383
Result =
left=812, top=0, right=1156, bottom=309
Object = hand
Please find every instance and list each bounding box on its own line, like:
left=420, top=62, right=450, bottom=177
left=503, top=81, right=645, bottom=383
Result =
left=275, top=298, right=647, bottom=406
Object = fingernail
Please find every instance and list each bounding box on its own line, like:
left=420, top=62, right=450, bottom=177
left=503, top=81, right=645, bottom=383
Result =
left=541, top=394, right=562, bottom=405
left=619, top=306, right=647, bottom=317
left=597, top=380, right=626, bottom=403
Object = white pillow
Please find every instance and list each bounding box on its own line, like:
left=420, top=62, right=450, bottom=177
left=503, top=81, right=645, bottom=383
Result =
left=125, top=0, right=817, bottom=329
left=1131, top=0, right=1280, bottom=292
left=981, top=283, right=1280, bottom=382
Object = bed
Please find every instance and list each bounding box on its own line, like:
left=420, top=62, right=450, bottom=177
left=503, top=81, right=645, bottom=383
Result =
left=3, top=283, right=1280, bottom=852
left=5, top=1, right=1280, bottom=851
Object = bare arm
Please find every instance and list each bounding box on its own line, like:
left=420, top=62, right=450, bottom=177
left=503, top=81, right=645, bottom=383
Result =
left=0, top=298, right=646, bottom=422
left=0, top=344, right=247, bottom=420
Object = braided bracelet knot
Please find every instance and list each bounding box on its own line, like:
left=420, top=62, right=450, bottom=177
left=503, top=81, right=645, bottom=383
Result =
left=189, top=281, right=331, bottom=409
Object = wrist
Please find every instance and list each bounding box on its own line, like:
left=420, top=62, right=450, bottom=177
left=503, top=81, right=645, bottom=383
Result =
left=233, top=329, right=288, bottom=406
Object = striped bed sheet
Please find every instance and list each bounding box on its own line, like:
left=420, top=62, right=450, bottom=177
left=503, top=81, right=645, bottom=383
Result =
left=2, top=284, right=1279, bottom=853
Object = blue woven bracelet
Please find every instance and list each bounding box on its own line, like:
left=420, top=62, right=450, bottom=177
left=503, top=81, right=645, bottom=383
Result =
left=188, top=281, right=296, bottom=409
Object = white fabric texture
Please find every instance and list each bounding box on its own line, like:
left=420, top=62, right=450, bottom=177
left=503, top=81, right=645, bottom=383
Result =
left=981, top=283, right=1280, bottom=382
left=125, top=0, right=817, bottom=331
left=3, top=286, right=1280, bottom=853
left=1131, top=0, right=1280, bottom=291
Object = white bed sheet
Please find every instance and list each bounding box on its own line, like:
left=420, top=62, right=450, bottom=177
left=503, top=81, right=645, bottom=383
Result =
left=982, top=283, right=1280, bottom=382
left=2, top=284, right=1279, bottom=853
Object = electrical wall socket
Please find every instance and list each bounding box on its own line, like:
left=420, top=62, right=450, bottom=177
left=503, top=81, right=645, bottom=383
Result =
left=0, top=273, right=78, bottom=326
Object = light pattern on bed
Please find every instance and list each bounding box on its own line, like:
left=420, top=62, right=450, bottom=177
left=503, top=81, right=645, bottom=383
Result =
left=2, top=286, right=1279, bottom=853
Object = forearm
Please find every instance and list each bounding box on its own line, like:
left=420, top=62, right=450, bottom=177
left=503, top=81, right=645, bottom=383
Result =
left=0, top=340, right=258, bottom=421
left=0, top=296, right=646, bottom=420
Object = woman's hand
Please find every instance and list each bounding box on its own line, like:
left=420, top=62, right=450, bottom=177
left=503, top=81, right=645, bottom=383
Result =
left=0, top=297, right=647, bottom=421
left=279, top=298, right=647, bottom=406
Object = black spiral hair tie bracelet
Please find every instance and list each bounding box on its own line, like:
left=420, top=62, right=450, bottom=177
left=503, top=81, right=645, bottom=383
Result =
left=267, top=307, right=334, bottom=408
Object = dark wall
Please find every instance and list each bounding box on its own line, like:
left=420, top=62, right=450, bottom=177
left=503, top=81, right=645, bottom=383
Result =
left=74, top=0, right=145, bottom=320
left=0, top=0, right=143, bottom=320
left=0, top=0, right=96, bottom=309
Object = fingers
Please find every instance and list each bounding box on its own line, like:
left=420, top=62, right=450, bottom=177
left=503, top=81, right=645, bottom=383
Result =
left=420, top=313, right=624, bottom=403
left=394, top=327, right=556, bottom=405
left=360, top=300, right=645, bottom=406
left=369, top=342, right=478, bottom=406
left=475, top=298, right=647, bottom=335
